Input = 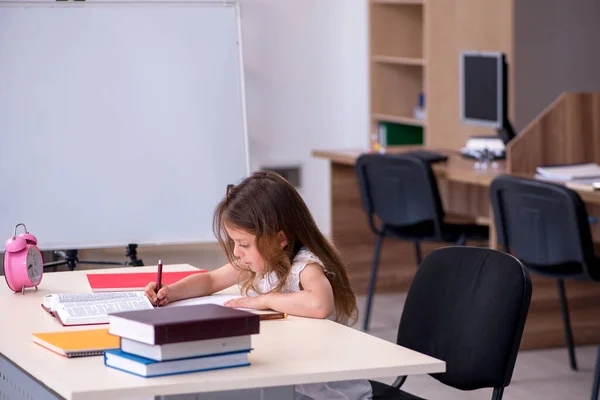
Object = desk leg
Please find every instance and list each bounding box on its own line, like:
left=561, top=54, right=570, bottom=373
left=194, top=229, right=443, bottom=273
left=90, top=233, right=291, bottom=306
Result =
left=157, top=386, right=295, bottom=400
left=0, top=353, right=64, bottom=400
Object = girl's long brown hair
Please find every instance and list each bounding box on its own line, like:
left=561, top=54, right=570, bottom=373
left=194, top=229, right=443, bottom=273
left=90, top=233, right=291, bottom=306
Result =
left=213, top=171, right=357, bottom=324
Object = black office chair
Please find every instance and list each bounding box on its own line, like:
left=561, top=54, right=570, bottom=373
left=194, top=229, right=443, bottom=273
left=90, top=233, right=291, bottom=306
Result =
left=490, top=175, right=600, bottom=371
left=355, top=153, right=489, bottom=331
left=369, top=246, right=532, bottom=400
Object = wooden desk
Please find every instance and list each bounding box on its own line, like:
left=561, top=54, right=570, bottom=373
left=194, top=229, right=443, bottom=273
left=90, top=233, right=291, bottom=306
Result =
left=0, top=265, right=445, bottom=400
left=313, top=147, right=505, bottom=187
left=313, top=146, right=600, bottom=351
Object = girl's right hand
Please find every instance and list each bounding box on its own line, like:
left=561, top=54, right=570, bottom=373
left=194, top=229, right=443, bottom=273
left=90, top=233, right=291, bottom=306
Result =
left=144, top=282, right=171, bottom=306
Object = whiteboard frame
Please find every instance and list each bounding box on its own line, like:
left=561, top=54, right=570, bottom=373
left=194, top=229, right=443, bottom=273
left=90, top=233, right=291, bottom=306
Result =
left=0, top=0, right=250, bottom=250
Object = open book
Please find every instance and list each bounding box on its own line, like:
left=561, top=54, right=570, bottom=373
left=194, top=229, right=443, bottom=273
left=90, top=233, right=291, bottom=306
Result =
left=42, top=292, right=154, bottom=326
left=165, top=293, right=287, bottom=320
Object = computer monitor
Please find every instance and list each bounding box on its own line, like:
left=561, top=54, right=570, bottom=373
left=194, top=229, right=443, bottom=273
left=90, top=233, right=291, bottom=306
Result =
left=460, top=51, right=515, bottom=145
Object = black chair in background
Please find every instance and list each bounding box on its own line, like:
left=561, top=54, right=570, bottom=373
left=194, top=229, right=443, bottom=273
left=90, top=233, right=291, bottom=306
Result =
left=370, top=246, right=532, bottom=400
left=355, top=153, right=488, bottom=331
left=490, top=175, right=600, bottom=371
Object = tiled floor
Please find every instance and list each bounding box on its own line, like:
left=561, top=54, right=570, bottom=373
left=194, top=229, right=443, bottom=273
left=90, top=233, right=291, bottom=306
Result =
left=360, top=293, right=599, bottom=400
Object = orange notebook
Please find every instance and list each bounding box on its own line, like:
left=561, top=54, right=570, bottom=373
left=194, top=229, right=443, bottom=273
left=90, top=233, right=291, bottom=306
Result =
left=86, top=270, right=207, bottom=292
left=32, top=328, right=120, bottom=358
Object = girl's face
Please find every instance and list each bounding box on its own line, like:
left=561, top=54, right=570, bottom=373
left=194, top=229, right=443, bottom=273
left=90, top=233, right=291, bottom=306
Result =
left=225, top=225, right=265, bottom=273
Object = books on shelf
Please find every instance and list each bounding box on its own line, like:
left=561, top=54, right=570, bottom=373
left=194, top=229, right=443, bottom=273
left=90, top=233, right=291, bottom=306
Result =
left=120, top=335, right=252, bottom=362
left=104, top=348, right=251, bottom=378
left=86, top=270, right=207, bottom=292
left=108, top=304, right=260, bottom=345
left=536, top=163, right=600, bottom=180
left=32, top=328, right=119, bottom=358
left=42, top=292, right=154, bottom=326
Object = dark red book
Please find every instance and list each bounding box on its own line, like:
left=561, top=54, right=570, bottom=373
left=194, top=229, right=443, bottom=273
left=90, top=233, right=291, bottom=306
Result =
left=108, top=304, right=260, bottom=345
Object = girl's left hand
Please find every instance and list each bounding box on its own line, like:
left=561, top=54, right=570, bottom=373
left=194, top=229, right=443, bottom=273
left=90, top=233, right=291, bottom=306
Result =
left=224, top=295, right=269, bottom=310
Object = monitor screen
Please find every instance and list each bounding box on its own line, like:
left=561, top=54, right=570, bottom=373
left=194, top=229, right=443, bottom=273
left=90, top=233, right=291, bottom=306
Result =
left=460, top=52, right=505, bottom=128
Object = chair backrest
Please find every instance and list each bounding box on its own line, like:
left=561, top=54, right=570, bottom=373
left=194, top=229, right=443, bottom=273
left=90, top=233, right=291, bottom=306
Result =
left=355, top=154, right=445, bottom=231
left=490, top=175, right=597, bottom=278
left=397, top=246, right=532, bottom=391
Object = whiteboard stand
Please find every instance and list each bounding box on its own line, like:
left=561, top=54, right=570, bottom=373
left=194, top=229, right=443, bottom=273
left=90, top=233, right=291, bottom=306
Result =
left=43, top=244, right=144, bottom=271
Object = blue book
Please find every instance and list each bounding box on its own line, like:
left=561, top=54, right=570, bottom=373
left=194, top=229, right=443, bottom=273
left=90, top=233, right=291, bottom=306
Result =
left=104, top=349, right=251, bottom=378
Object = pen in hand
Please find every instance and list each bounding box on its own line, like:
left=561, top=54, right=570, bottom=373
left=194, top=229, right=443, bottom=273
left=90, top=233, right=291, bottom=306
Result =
left=156, top=259, right=163, bottom=307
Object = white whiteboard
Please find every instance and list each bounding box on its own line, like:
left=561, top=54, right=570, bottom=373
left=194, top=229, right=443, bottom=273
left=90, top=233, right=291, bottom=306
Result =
left=0, top=1, right=249, bottom=250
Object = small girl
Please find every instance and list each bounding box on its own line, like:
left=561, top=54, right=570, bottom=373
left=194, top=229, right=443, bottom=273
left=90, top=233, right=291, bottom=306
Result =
left=144, top=171, right=372, bottom=400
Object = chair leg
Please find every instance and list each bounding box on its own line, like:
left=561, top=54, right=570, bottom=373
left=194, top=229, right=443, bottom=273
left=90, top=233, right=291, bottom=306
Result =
left=492, top=387, right=504, bottom=400
left=413, top=241, right=422, bottom=266
left=363, top=233, right=384, bottom=331
left=592, top=343, right=600, bottom=400
left=391, top=375, right=407, bottom=389
left=557, top=279, right=578, bottom=371
left=456, top=233, right=467, bottom=246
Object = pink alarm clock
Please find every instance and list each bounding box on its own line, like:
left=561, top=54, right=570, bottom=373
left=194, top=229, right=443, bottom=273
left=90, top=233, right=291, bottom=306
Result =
left=4, top=223, right=43, bottom=294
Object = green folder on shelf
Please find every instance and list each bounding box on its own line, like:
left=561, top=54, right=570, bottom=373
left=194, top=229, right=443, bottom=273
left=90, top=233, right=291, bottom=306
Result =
left=378, top=121, right=424, bottom=146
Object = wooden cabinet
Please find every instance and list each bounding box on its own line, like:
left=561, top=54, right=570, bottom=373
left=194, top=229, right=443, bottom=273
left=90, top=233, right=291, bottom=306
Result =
left=369, top=0, right=426, bottom=143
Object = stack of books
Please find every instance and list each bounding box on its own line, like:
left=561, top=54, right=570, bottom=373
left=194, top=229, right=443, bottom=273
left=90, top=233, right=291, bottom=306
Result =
left=105, top=304, right=260, bottom=378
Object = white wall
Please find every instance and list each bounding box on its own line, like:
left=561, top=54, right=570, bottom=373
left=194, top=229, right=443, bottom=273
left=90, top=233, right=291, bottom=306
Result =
left=514, top=0, right=600, bottom=131
left=239, top=0, right=369, bottom=237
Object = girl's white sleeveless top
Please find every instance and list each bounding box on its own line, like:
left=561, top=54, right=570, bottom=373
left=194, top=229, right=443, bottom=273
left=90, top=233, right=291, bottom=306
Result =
left=249, top=248, right=373, bottom=400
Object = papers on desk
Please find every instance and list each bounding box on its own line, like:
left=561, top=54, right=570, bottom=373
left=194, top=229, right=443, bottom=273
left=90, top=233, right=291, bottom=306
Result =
left=565, top=179, right=600, bottom=192
left=165, top=294, right=287, bottom=320
left=536, top=163, right=600, bottom=180
left=164, top=293, right=244, bottom=308
left=535, top=163, right=600, bottom=191
left=535, top=174, right=600, bottom=191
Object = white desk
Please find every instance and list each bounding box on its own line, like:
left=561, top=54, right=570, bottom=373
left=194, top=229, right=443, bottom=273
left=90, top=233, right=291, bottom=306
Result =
left=0, top=265, right=445, bottom=400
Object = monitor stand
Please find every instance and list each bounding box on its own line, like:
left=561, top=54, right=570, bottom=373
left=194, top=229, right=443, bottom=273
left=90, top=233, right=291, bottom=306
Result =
left=498, top=119, right=517, bottom=146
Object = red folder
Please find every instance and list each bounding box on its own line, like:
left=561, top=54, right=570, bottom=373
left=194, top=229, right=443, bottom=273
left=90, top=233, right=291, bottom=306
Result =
left=86, top=270, right=207, bottom=292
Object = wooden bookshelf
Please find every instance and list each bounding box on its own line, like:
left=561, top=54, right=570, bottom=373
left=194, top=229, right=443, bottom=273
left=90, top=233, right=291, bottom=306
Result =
left=372, top=0, right=424, bottom=5
left=369, top=0, right=425, bottom=141
left=371, top=55, right=426, bottom=66
left=371, top=113, right=425, bottom=127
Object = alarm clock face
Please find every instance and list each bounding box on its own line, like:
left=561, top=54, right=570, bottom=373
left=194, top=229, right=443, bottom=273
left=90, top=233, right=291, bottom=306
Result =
left=27, top=246, right=43, bottom=285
